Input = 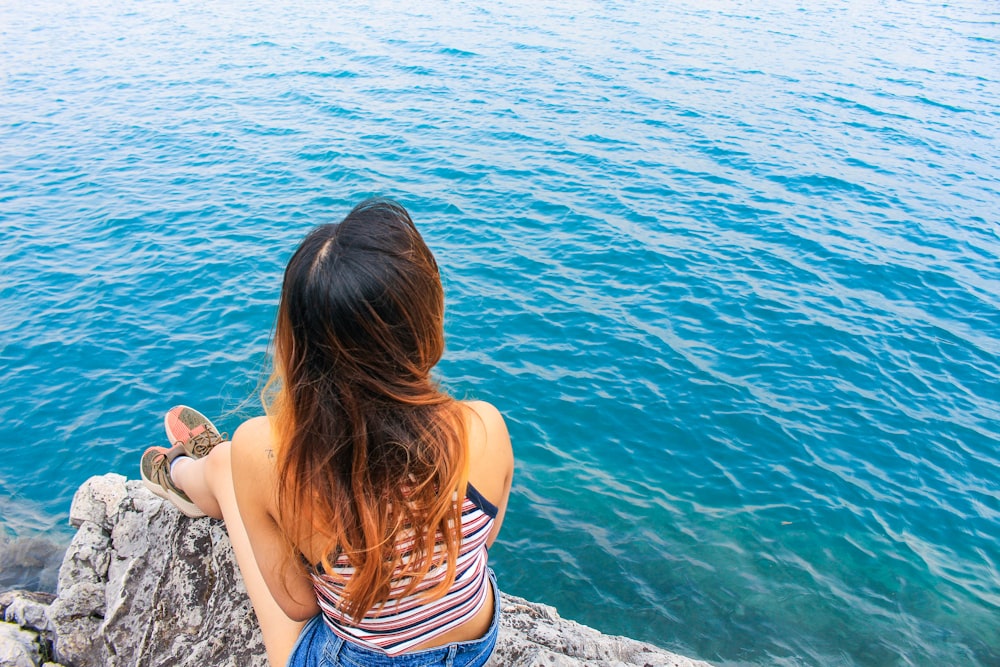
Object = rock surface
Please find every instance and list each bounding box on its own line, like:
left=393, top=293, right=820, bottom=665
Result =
left=0, top=474, right=711, bottom=667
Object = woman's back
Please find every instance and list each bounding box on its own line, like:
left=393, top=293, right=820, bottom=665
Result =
left=231, top=398, right=512, bottom=663
left=292, top=401, right=510, bottom=653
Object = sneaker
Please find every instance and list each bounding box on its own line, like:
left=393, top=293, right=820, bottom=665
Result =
left=140, top=445, right=206, bottom=518
left=164, top=405, right=227, bottom=458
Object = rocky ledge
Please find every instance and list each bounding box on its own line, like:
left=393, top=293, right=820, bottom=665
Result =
left=1, top=474, right=710, bottom=667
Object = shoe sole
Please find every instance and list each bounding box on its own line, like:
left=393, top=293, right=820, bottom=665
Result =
left=140, top=478, right=206, bottom=518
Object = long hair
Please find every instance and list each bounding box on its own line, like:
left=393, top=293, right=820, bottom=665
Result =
left=265, top=198, right=467, bottom=620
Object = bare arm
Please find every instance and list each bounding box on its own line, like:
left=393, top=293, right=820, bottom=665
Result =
left=231, top=416, right=320, bottom=621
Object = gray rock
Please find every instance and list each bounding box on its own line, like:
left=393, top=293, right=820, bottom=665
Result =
left=52, top=477, right=263, bottom=667
left=0, top=620, right=44, bottom=667
left=1, top=590, right=56, bottom=632
left=3, top=474, right=711, bottom=667
left=488, top=596, right=705, bottom=666
left=1, top=591, right=60, bottom=666
left=68, top=473, right=128, bottom=530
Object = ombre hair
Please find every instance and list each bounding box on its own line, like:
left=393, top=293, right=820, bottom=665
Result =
left=265, top=198, right=466, bottom=620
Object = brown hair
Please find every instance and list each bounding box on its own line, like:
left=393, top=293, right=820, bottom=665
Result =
left=266, top=198, right=467, bottom=620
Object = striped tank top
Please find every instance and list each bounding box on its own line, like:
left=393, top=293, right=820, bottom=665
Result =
left=310, top=484, right=498, bottom=655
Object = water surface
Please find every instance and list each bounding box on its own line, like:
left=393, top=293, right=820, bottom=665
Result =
left=1, top=1, right=998, bottom=664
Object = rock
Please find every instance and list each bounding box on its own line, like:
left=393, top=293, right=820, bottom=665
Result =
left=1, top=474, right=711, bottom=667
left=490, top=596, right=704, bottom=666
left=52, top=477, right=263, bottom=667
left=0, top=620, right=45, bottom=667
left=1, top=590, right=62, bottom=667
left=0, top=534, right=65, bottom=594
left=1, top=589, right=56, bottom=657
left=1, top=590, right=55, bottom=629
left=68, top=473, right=127, bottom=530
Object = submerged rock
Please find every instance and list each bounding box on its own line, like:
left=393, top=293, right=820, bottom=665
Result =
left=0, top=533, right=64, bottom=594
left=0, top=474, right=711, bottom=667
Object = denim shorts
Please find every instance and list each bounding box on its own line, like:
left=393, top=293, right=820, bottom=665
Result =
left=286, top=569, right=500, bottom=667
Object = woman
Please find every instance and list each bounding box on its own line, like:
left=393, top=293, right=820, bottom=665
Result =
left=139, top=198, right=514, bottom=667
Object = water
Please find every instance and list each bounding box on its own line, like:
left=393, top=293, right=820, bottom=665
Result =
left=2, top=0, right=998, bottom=664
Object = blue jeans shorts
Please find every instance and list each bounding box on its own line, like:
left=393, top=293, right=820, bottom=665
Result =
left=286, top=569, right=500, bottom=667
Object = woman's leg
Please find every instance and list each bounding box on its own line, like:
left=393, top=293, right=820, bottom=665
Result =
left=171, top=446, right=308, bottom=667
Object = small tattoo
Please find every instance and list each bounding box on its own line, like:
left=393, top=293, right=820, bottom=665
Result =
left=266, top=448, right=275, bottom=460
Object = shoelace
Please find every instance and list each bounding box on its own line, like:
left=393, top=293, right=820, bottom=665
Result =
left=176, top=429, right=228, bottom=457
left=153, top=451, right=194, bottom=500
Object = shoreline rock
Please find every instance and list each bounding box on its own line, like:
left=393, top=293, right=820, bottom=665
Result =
left=0, top=474, right=711, bottom=667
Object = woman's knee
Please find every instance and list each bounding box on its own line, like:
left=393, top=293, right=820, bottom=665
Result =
left=204, top=441, right=233, bottom=487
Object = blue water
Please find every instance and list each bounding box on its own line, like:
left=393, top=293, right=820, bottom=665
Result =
left=2, top=0, right=998, bottom=664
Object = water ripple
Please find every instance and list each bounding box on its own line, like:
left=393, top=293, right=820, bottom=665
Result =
left=2, top=0, right=999, bottom=665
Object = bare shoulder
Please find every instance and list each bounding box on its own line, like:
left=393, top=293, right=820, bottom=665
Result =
left=462, top=400, right=511, bottom=457
left=230, top=415, right=280, bottom=511
left=231, top=415, right=278, bottom=463
left=460, top=400, right=514, bottom=546
left=461, top=400, right=513, bottom=493
left=462, top=401, right=510, bottom=443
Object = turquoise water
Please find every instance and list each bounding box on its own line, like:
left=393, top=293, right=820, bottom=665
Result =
left=2, top=0, right=998, bottom=664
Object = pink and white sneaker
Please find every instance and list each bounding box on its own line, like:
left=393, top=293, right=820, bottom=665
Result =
left=164, top=405, right=227, bottom=459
